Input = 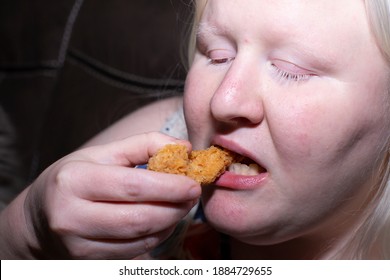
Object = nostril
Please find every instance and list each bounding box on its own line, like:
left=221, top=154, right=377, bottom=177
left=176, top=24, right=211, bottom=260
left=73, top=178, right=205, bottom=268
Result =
left=214, top=117, right=260, bottom=134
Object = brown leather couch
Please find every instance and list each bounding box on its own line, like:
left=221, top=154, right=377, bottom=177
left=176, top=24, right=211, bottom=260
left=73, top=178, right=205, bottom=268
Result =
left=0, top=0, right=191, bottom=190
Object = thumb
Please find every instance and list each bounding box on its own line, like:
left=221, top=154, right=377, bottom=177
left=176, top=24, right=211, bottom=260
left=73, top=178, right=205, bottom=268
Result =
left=78, top=132, right=191, bottom=167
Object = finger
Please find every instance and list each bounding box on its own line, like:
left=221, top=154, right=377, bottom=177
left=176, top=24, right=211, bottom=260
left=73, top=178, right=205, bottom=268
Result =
left=80, top=132, right=191, bottom=167
left=59, top=200, right=196, bottom=240
left=64, top=227, right=176, bottom=259
left=63, top=161, right=201, bottom=202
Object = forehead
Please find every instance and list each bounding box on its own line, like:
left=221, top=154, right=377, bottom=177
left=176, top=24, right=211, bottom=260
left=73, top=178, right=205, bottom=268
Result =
left=198, top=0, right=374, bottom=68
left=199, top=0, right=370, bottom=43
left=201, top=0, right=366, bottom=21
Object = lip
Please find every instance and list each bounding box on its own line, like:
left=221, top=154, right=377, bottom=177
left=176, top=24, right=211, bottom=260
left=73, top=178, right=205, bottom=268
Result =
left=211, top=136, right=269, bottom=190
left=214, top=171, right=268, bottom=190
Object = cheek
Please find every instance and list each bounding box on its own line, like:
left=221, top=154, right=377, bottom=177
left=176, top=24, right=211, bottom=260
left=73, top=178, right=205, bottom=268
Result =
left=269, top=102, right=325, bottom=162
left=270, top=88, right=388, bottom=180
left=184, top=75, right=203, bottom=128
left=183, top=67, right=215, bottom=144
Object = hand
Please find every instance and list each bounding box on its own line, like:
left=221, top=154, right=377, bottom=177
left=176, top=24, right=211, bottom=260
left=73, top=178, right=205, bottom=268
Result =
left=21, top=132, right=200, bottom=259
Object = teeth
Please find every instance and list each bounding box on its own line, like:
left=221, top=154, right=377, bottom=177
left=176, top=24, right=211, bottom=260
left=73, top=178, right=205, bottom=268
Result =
left=228, top=163, right=262, bottom=175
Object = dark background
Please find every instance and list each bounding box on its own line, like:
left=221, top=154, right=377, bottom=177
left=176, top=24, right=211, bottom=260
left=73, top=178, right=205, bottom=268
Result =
left=0, top=0, right=192, bottom=190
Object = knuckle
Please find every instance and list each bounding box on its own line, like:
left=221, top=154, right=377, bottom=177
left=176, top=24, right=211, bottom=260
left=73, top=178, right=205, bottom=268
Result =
left=48, top=211, right=75, bottom=237
left=121, top=173, right=142, bottom=199
left=127, top=210, right=154, bottom=237
left=143, top=236, right=160, bottom=252
left=52, top=161, right=79, bottom=191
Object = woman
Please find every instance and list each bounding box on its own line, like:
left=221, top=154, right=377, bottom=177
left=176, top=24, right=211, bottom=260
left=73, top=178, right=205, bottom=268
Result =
left=181, top=0, right=390, bottom=259
left=1, top=0, right=389, bottom=259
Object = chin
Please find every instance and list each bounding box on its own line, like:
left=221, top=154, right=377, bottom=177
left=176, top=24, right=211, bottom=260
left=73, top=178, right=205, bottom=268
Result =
left=201, top=192, right=264, bottom=238
left=205, top=211, right=299, bottom=247
left=201, top=190, right=299, bottom=246
left=204, top=214, right=283, bottom=246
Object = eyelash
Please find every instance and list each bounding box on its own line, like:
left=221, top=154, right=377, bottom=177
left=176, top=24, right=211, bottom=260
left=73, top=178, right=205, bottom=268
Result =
left=206, top=53, right=314, bottom=83
left=271, top=63, right=312, bottom=82
left=208, top=57, right=235, bottom=65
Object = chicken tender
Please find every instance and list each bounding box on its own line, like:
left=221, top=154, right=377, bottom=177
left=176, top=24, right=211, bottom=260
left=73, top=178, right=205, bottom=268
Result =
left=187, top=146, right=236, bottom=184
left=147, top=144, right=237, bottom=185
left=147, top=144, right=188, bottom=175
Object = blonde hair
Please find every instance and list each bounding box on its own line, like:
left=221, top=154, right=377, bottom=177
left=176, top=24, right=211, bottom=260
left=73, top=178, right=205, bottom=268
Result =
left=182, top=0, right=390, bottom=259
left=335, top=0, right=390, bottom=259
left=366, top=0, right=390, bottom=64
left=186, top=0, right=208, bottom=66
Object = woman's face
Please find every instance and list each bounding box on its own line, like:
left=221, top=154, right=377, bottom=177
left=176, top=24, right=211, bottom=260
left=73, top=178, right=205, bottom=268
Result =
left=184, top=0, right=390, bottom=245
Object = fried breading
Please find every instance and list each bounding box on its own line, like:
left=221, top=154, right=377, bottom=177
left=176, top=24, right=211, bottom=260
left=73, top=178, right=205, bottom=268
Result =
left=147, top=144, right=237, bottom=185
left=187, top=146, right=236, bottom=184
left=148, top=144, right=188, bottom=175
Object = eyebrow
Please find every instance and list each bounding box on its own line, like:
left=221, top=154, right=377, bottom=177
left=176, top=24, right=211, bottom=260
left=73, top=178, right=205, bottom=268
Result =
left=195, top=20, right=338, bottom=72
left=197, top=22, right=217, bottom=36
left=196, top=21, right=229, bottom=41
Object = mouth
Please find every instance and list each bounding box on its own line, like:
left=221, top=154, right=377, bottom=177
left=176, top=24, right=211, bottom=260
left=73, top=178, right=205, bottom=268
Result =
left=211, top=140, right=268, bottom=189
left=228, top=156, right=267, bottom=176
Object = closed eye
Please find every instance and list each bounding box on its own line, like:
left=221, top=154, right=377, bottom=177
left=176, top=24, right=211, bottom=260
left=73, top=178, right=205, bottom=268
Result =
left=271, top=64, right=313, bottom=82
left=209, top=57, right=235, bottom=65
left=207, top=49, right=236, bottom=65
left=271, top=60, right=317, bottom=84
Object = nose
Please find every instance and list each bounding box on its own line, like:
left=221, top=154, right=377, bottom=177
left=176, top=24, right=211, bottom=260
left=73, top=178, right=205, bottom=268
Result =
left=210, top=60, right=264, bottom=127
